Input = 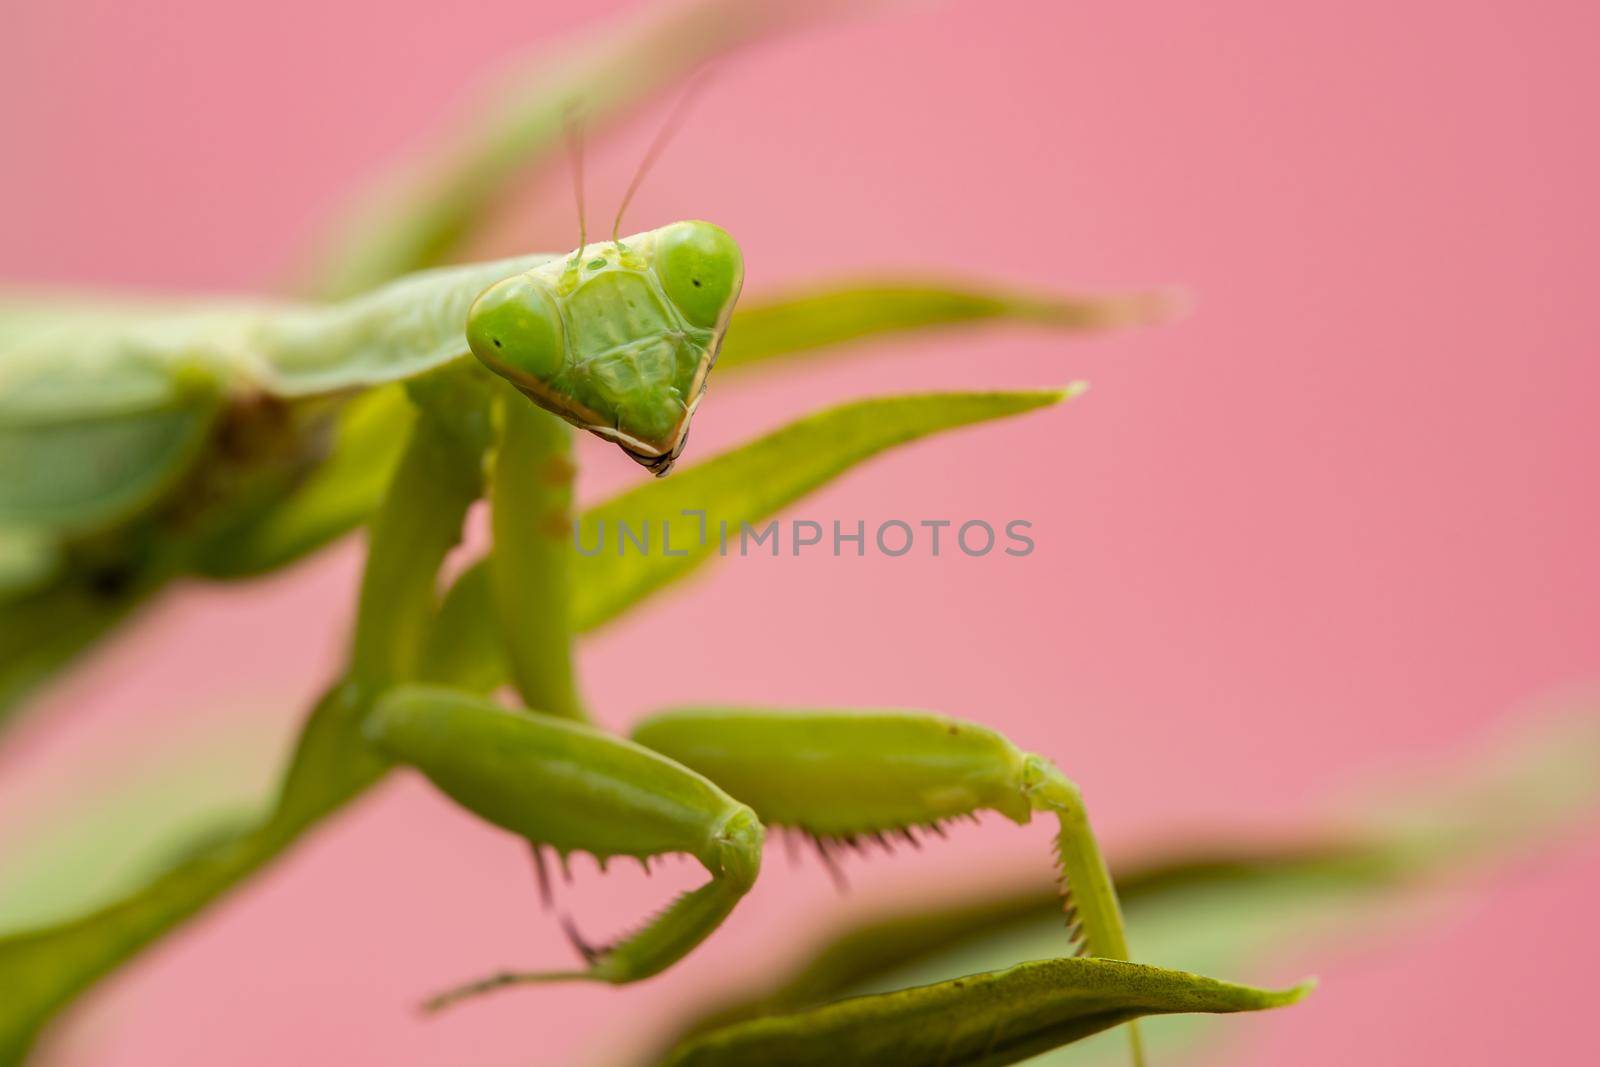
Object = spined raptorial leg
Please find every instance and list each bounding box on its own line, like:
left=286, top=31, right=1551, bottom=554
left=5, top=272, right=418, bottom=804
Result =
left=632, top=706, right=1145, bottom=1067
left=363, top=686, right=763, bottom=1008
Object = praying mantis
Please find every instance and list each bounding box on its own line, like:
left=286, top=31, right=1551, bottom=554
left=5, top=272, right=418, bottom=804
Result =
left=0, top=212, right=1147, bottom=1064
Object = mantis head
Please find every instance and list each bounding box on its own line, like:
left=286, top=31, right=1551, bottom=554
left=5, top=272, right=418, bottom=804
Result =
left=467, top=220, right=743, bottom=475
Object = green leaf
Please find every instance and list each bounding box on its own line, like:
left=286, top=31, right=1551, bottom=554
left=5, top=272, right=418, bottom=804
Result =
left=0, top=717, right=278, bottom=934
left=0, top=689, right=361, bottom=1067
left=575, top=385, right=1081, bottom=630
left=720, top=281, right=1175, bottom=371
left=420, top=386, right=1080, bottom=692
left=305, top=0, right=849, bottom=297
left=660, top=957, right=1309, bottom=1067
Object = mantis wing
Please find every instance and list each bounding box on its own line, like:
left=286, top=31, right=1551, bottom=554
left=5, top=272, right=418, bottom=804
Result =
left=0, top=254, right=550, bottom=538
left=0, top=301, right=254, bottom=534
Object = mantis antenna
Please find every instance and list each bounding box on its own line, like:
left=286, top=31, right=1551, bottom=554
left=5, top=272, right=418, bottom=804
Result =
left=611, top=69, right=714, bottom=243
left=564, top=103, right=588, bottom=265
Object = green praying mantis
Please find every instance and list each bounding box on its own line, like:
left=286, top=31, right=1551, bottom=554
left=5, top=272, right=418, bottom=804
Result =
left=0, top=209, right=1121, bottom=971
left=1, top=210, right=1146, bottom=1063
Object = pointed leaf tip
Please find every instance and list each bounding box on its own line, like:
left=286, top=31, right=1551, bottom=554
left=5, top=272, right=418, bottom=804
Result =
left=1283, top=976, right=1319, bottom=1002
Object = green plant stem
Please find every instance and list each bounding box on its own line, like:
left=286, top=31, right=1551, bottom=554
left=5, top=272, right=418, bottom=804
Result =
left=0, top=410, right=483, bottom=1065
left=489, top=382, right=587, bottom=720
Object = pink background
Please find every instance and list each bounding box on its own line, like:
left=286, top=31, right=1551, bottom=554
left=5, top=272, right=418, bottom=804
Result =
left=3, top=1, right=1598, bottom=1064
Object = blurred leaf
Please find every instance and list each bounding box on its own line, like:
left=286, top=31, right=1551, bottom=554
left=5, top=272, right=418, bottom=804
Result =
left=575, top=385, right=1081, bottom=630
left=647, top=707, right=1600, bottom=1067
left=720, top=281, right=1176, bottom=371
left=307, top=0, right=861, bottom=297
left=0, top=575, right=161, bottom=736
left=0, top=718, right=278, bottom=933
left=660, top=957, right=1308, bottom=1067
left=0, top=689, right=363, bottom=1067
left=0, top=529, right=58, bottom=599
left=1342, top=708, right=1600, bottom=870
left=420, top=386, right=1080, bottom=690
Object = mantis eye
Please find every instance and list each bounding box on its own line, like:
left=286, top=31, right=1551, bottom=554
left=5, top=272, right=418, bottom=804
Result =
left=654, top=221, right=744, bottom=330
left=467, top=274, right=565, bottom=384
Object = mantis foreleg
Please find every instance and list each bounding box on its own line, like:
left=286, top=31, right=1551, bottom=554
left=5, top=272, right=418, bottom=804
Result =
left=488, top=382, right=586, bottom=720
left=631, top=706, right=1145, bottom=1066
left=362, top=686, right=764, bottom=1005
